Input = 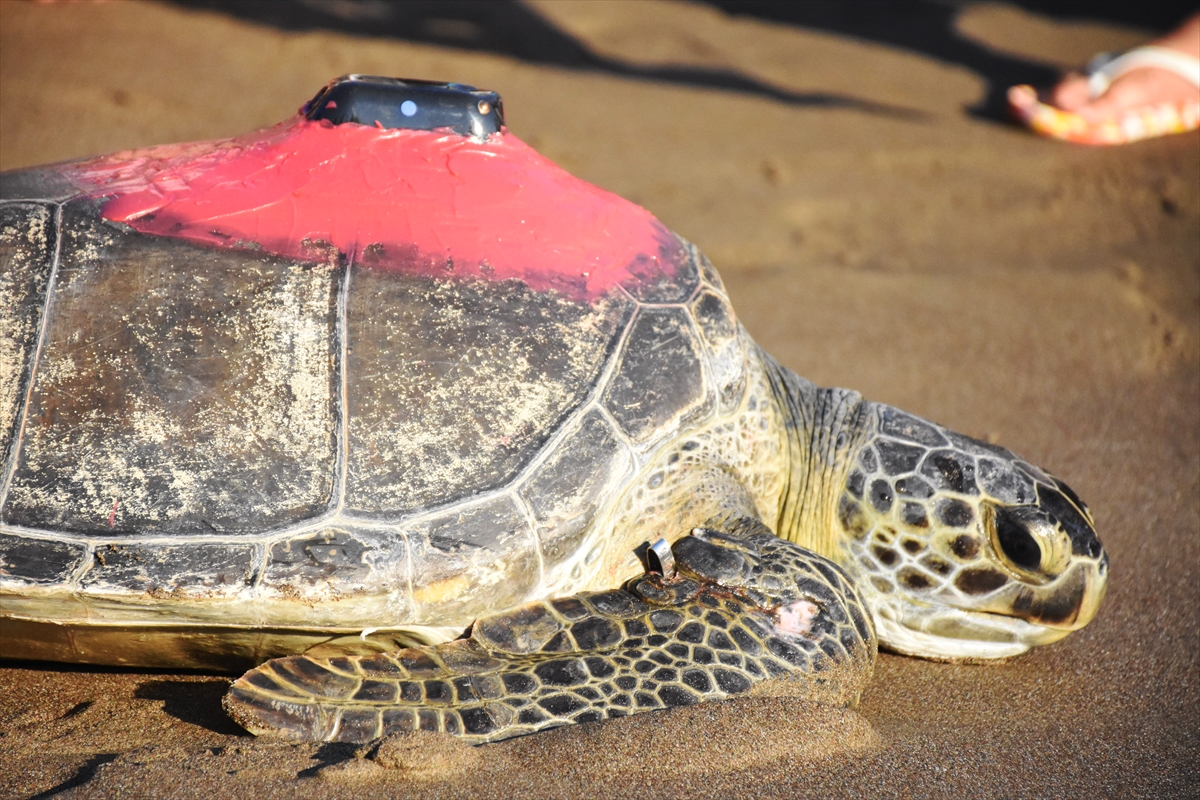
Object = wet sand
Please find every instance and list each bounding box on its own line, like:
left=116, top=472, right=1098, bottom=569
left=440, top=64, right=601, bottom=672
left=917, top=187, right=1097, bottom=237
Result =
left=1, top=2, right=1197, bottom=797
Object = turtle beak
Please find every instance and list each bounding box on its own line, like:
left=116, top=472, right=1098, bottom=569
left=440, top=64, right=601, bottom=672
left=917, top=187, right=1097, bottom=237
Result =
left=977, top=553, right=1109, bottom=632
left=962, top=506, right=1109, bottom=635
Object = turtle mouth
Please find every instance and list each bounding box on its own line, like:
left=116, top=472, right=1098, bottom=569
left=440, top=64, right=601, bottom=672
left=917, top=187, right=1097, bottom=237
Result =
left=867, top=556, right=1108, bottom=661
left=872, top=603, right=1070, bottom=661
left=950, top=555, right=1109, bottom=634
left=855, top=535, right=1109, bottom=661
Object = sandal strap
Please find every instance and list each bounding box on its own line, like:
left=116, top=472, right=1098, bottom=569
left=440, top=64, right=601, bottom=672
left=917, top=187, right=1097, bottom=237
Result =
left=1087, top=46, right=1200, bottom=98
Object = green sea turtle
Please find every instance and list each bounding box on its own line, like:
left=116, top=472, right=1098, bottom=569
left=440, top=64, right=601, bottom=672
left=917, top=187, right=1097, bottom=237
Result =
left=0, top=77, right=1107, bottom=745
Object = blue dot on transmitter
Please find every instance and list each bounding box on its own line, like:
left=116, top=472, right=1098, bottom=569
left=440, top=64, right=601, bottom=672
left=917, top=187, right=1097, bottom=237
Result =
left=400, top=100, right=418, bottom=117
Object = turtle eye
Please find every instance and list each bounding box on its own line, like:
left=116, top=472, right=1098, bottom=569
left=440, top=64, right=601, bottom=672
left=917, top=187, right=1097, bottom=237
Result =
left=992, top=506, right=1042, bottom=572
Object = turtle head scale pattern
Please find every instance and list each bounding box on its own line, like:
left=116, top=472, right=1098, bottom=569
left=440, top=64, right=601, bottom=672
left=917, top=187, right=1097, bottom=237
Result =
left=832, top=403, right=1109, bottom=661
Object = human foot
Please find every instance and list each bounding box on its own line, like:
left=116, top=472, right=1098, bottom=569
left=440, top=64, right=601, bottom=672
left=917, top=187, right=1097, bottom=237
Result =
left=1008, top=13, right=1200, bottom=144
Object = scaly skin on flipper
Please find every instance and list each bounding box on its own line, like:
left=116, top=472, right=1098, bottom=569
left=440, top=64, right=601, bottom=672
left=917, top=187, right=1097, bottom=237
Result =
left=224, top=523, right=877, bottom=744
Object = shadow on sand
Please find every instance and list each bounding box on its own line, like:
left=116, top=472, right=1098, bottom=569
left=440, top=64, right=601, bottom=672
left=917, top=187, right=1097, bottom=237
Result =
left=170, top=0, right=1190, bottom=123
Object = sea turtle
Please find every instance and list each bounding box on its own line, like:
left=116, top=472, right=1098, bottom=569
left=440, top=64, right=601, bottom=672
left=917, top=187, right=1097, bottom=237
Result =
left=0, top=77, right=1108, bottom=745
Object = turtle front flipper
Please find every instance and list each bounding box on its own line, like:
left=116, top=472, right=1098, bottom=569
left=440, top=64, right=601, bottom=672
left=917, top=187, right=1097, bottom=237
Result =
left=224, top=524, right=877, bottom=744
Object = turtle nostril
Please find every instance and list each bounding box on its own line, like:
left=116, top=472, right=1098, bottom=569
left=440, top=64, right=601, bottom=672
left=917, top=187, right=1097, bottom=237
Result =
left=994, top=508, right=1041, bottom=572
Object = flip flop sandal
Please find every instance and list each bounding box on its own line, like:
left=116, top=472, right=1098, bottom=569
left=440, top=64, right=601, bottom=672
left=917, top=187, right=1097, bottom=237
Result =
left=1008, top=46, right=1200, bottom=145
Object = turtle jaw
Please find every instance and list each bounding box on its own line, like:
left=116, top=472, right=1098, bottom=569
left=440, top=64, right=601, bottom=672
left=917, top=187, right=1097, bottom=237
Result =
left=864, top=554, right=1109, bottom=662
left=871, top=605, right=1067, bottom=661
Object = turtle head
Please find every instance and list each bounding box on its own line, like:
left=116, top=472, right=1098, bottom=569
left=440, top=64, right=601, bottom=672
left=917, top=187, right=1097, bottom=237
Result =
left=833, top=404, right=1108, bottom=661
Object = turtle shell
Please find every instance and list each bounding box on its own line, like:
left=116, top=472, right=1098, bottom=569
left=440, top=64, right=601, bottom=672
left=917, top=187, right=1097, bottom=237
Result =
left=0, top=110, right=749, bottom=658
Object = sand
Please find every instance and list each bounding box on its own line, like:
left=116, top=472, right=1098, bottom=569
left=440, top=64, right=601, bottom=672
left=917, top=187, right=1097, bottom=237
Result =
left=1, top=1, right=1197, bottom=797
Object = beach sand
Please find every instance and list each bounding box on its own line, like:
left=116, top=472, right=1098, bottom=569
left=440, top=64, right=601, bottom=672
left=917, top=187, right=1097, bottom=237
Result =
left=1, top=2, right=1196, bottom=797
